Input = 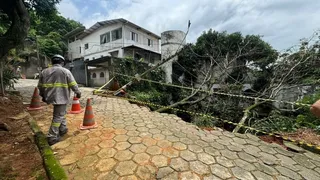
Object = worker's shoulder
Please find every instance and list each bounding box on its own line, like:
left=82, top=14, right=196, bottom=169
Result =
left=59, top=67, right=75, bottom=78
left=42, top=66, right=71, bottom=75
left=60, top=66, right=72, bottom=73
left=52, top=66, right=72, bottom=74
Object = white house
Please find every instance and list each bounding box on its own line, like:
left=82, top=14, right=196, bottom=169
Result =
left=64, top=18, right=161, bottom=87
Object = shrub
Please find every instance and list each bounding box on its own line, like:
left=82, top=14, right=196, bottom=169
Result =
left=0, top=62, right=18, bottom=91
left=249, top=110, right=297, bottom=133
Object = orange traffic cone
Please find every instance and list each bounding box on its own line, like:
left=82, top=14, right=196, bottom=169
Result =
left=80, top=98, right=98, bottom=130
left=27, top=87, right=43, bottom=111
left=68, top=97, right=84, bottom=114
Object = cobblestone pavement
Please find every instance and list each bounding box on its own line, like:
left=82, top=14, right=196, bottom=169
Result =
left=16, top=79, right=320, bottom=180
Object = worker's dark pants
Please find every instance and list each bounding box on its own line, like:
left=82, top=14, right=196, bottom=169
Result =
left=47, top=104, right=68, bottom=142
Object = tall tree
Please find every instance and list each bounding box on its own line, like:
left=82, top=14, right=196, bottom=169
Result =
left=156, top=30, right=279, bottom=130
left=0, top=0, right=61, bottom=60
left=0, top=0, right=61, bottom=94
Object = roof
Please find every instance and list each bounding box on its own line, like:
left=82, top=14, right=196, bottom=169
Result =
left=76, top=18, right=160, bottom=39
left=123, top=45, right=161, bottom=55
left=64, top=26, right=86, bottom=39
left=85, top=56, right=112, bottom=67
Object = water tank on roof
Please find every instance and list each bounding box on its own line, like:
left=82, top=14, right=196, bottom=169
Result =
left=161, top=30, right=186, bottom=83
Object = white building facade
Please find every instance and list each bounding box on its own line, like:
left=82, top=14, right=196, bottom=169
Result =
left=64, top=18, right=161, bottom=87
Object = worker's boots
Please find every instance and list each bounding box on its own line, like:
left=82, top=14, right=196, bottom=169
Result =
left=47, top=136, right=60, bottom=146
left=60, top=128, right=68, bottom=137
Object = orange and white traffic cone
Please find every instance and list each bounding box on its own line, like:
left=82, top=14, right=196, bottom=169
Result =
left=27, top=87, right=43, bottom=111
left=80, top=98, right=98, bottom=130
left=68, top=97, right=84, bottom=114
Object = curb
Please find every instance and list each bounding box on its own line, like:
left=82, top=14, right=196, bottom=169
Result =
left=28, top=115, right=68, bottom=180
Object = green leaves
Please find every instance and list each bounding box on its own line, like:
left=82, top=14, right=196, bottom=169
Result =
left=24, top=0, right=62, bottom=18
left=26, top=9, right=82, bottom=58
left=38, top=38, right=62, bottom=57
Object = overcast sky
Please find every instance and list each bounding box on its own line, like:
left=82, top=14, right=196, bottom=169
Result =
left=58, top=0, right=320, bottom=51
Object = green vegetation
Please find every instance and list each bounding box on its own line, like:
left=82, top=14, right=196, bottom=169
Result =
left=113, top=57, right=169, bottom=107
left=120, top=29, right=320, bottom=136
left=28, top=11, right=82, bottom=57
left=0, top=0, right=82, bottom=93
left=113, top=29, right=320, bottom=136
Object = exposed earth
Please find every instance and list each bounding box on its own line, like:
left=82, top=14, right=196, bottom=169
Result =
left=0, top=94, right=47, bottom=180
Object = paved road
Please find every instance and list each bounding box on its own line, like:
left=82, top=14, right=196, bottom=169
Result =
left=16, top=79, right=320, bottom=180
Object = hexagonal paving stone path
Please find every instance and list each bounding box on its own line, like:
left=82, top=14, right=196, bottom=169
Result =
left=16, top=79, right=320, bottom=180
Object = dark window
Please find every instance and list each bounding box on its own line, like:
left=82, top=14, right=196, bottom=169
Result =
left=134, top=53, right=142, bottom=61
left=100, top=72, right=105, bottom=78
left=79, top=47, right=81, bottom=53
left=148, top=39, right=153, bottom=47
left=100, top=32, right=110, bottom=44
left=131, top=32, right=138, bottom=42
left=92, top=73, right=96, bottom=78
left=150, top=58, right=155, bottom=64
left=112, top=28, right=122, bottom=41
left=85, top=43, right=88, bottom=49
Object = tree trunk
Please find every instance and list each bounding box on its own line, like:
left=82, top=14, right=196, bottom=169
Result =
left=155, top=90, right=204, bottom=112
left=0, top=0, right=30, bottom=60
left=0, top=61, right=4, bottom=96
left=232, top=99, right=265, bottom=133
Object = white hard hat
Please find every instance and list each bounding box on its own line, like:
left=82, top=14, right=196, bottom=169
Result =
left=51, top=54, right=65, bottom=62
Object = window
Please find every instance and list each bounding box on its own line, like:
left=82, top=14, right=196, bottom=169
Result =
left=92, top=73, right=96, bottom=78
left=134, top=53, right=141, bottom=61
left=131, top=32, right=138, bottom=42
left=112, top=28, right=122, bottom=41
left=79, top=47, right=81, bottom=53
left=85, top=43, right=88, bottom=49
left=100, top=72, right=105, bottom=78
left=100, top=32, right=110, bottom=44
left=148, top=39, right=153, bottom=47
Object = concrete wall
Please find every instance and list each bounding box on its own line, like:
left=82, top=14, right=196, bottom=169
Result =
left=67, top=22, right=160, bottom=61
left=88, top=68, right=110, bottom=87
left=21, top=57, right=38, bottom=78
left=123, top=25, right=160, bottom=53
left=68, top=39, right=81, bottom=60
left=161, top=30, right=186, bottom=83
left=82, top=23, right=123, bottom=59
left=273, top=85, right=319, bottom=110
left=65, top=60, right=86, bottom=85
left=20, top=56, right=50, bottom=79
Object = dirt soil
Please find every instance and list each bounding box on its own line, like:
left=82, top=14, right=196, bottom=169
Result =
left=259, top=129, right=320, bottom=150
left=281, top=129, right=320, bottom=145
left=0, top=95, right=47, bottom=180
left=259, top=135, right=287, bottom=149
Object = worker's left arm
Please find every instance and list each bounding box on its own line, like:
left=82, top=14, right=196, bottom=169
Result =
left=37, top=72, right=44, bottom=97
left=37, top=72, right=46, bottom=102
left=66, top=71, right=81, bottom=96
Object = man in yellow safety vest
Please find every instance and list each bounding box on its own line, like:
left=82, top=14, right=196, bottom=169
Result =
left=38, top=54, right=81, bottom=145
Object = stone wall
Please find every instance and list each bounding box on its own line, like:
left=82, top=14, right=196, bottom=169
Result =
left=273, top=85, right=319, bottom=109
